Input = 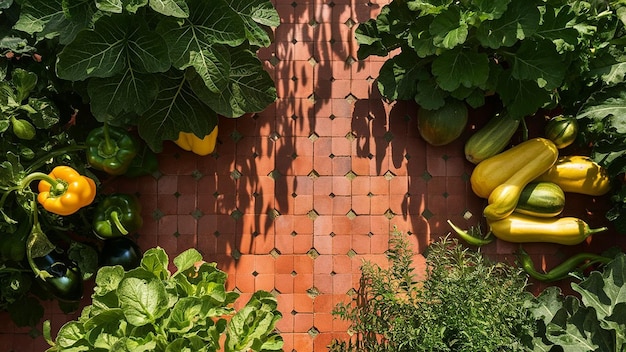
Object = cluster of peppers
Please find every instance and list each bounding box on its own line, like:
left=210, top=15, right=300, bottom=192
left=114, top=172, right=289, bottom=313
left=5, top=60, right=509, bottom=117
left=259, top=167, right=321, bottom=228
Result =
left=6, top=120, right=219, bottom=303
left=6, top=123, right=152, bottom=303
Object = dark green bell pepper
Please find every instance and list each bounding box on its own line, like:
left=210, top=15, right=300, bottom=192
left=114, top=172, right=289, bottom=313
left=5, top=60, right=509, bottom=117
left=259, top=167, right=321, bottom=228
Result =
left=86, top=124, right=138, bottom=175
left=93, top=193, right=143, bottom=239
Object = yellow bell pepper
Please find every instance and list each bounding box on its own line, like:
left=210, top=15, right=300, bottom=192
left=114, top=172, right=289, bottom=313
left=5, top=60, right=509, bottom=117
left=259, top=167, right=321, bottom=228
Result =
left=174, top=125, right=218, bottom=156
left=36, top=166, right=97, bottom=216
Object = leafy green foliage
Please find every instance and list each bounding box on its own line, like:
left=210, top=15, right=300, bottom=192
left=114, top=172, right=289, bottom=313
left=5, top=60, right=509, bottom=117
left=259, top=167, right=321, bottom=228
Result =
left=44, top=247, right=284, bottom=352
left=331, top=232, right=536, bottom=352
left=555, top=1, right=626, bottom=233
left=355, top=0, right=626, bottom=120
left=8, top=0, right=279, bottom=151
left=529, top=254, right=626, bottom=351
left=0, top=58, right=98, bottom=328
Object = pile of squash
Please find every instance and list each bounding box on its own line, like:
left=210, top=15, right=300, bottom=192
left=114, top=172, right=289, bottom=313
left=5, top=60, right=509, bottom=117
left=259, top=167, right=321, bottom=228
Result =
left=463, top=114, right=611, bottom=245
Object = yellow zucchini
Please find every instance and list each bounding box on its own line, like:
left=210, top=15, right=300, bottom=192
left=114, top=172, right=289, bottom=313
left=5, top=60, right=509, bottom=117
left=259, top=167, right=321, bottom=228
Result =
left=487, top=213, right=608, bottom=245
left=535, top=155, right=611, bottom=196
left=470, top=138, right=559, bottom=199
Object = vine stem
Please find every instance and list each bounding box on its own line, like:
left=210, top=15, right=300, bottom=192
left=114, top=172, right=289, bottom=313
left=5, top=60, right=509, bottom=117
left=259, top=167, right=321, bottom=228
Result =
left=25, top=144, right=87, bottom=174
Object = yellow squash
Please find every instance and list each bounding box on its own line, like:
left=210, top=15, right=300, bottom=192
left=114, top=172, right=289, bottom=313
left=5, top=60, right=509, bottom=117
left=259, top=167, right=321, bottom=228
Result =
left=470, top=138, right=558, bottom=199
left=174, top=125, right=218, bottom=156
left=535, top=155, right=611, bottom=196
left=484, top=139, right=558, bottom=221
left=487, top=213, right=608, bottom=245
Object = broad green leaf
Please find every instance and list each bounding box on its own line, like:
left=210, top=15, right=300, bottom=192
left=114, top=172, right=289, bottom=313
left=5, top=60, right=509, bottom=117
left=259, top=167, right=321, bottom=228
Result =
left=497, top=71, right=551, bottom=118
left=140, top=247, right=170, bottom=280
left=0, top=0, right=12, bottom=10
left=464, top=89, right=486, bottom=109
left=118, top=277, right=169, bottom=326
left=11, top=68, right=37, bottom=102
left=13, top=0, right=64, bottom=34
left=511, top=39, right=567, bottom=90
left=167, top=296, right=206, bottom=333
left=475, top=1, right=541, bottom=48
left=576, top=87, right=626, bottom=124
left=431, top=48, right=489, bottom=92
left=534, top=5, right=579, bottom=53
left=96, top=0, right=122, bottom=13
left=228, top=0, right=279, bottom=47
left=173, top=248, right=203, bottom=276
left=189, top=48, right=277, bottom=118
left=156, top=0, right=246, bottom=92
left=546, top=297, right=608, bottom=352
left=429, top=6, right=468, bottom=49
left=225, top=291, right=282, bottom=352
left=473, top=0, right=510, bottom=21
left=83, top=309, right=125, bottom=331
left=94, top=266, right=125, bottom=296
left=58, top=15, right=169, bottom=81
left=573, top=255, right=626, bottom=327
left=376, top=50, right=428, bottom=102
left=56, top=321, right=87, bottom=349
left=408, top=16, right=437, bottom=58
left=407, top=0, right=453, bottom=15
left=532, top=287, right=565, bottom=326
left=88, top=71, right=160, bottom=120
left=56, top=17, right=128, bottom=80
left=589, top=51, right=626, bottom=86
left=14, top=0, right=94, bottom=44
left=376, top=1, right=416, bottom=36
left=355, top=19, right=402, bottom=59
left=123, top=0, right=148, bottom=13
left=415, top=77, right=447, bottom=110
left=165, top=336, right=209, bottom=352
left=138, top=71, right=218, bottom=152
left=149, top=0, right=189, bottom=18
left=157, top=0, right=244, bottom=46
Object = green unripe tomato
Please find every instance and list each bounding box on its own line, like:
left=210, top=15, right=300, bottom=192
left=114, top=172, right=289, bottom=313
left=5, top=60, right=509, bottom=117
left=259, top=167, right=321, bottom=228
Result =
left=11, top=117, right=36, bottom=140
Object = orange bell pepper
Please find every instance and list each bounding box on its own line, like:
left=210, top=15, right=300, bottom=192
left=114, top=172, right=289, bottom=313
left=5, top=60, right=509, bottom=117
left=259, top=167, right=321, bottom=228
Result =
left=36, top=166, right=97, bottom=216
left=174, top=125, right=218, bottom=156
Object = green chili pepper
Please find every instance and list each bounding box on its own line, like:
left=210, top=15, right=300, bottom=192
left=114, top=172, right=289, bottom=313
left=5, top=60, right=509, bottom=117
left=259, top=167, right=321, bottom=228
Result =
left=86, top=124, right=138, bottom=175
left=92, top=193, right=143, bottom=239
left=447, top=219, right=494, bottom=246
left=517, top=248, right=612, bottom=282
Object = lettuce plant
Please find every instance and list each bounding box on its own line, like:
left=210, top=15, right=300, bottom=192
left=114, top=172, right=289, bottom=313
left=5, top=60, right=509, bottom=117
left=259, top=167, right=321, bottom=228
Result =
left=44, top=247, right=283, bottom=352
left=4, top=0, right=279, bottom=151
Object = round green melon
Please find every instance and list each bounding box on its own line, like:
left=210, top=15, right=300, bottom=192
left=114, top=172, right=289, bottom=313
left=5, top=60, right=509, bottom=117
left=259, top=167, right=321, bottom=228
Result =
left=417, top=101, right=468, bottom=146
left=545, top=115, right=578, bottom=149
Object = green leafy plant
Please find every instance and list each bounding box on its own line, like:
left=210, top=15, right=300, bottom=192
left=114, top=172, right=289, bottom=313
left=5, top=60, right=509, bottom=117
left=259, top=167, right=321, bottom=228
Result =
left=355, top=0, right=625, bottom=120
left=43, top=247, right=284, bottom=352
left=552, top=1, right=626, bottom=233
left=331, top=231, right=536, bottom=351
left=0, top=57, right=100, bottom=328
left=4, top=0, right=279, bottom=151
left=529, top=253, right=626, bottom=351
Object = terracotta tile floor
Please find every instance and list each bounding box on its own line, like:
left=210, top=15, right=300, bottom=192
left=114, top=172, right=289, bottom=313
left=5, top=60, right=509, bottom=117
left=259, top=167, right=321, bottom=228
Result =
left=1, top=0, right=622, bottom=351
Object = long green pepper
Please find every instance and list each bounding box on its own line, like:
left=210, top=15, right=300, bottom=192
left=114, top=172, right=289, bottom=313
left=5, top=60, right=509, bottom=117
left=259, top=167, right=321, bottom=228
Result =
left=517, top=248, right=612, bottom=282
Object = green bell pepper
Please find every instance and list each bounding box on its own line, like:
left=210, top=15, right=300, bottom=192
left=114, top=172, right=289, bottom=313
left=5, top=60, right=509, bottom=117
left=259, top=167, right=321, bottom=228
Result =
left=86, top=124, right=138, bottom=175
left=93, top=193, right=143, bottom=239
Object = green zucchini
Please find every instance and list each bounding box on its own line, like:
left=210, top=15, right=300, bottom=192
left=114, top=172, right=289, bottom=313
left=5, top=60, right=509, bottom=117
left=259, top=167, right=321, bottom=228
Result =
left=464, top=111, right=520, bottom=164
left=514, top=182, right=565, bottom=217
